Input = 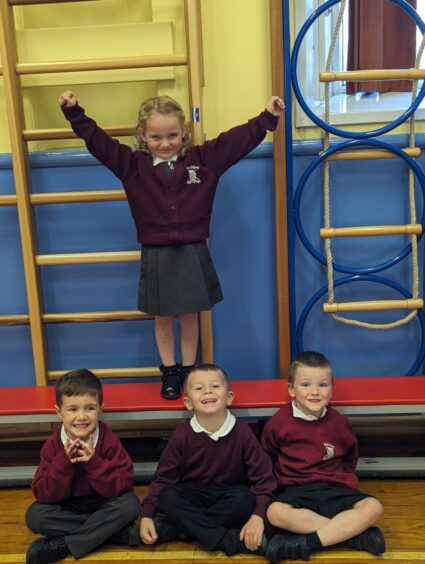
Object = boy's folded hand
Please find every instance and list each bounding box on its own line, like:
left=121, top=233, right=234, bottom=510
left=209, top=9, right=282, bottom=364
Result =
left=140, top=517, right=158, bottom=544
left=240, top=514, right=264, bottom=551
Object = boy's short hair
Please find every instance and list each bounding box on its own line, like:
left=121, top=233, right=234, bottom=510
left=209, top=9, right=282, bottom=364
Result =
left=55, top=368, right=103, bottom=406
left=288, top=351, right=333, bottom=385
left=183, top=363, right=231, bottom=392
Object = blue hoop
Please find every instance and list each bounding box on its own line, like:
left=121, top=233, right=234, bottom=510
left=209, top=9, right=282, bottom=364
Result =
left=294, top=138, right=425, bottom=274
left=291, top=0, right=425, bottom=139
left=296, top=274, right=425, bottom=376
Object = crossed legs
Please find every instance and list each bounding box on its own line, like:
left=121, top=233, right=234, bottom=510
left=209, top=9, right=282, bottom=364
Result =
left=267, top=496, right=383, bottom=547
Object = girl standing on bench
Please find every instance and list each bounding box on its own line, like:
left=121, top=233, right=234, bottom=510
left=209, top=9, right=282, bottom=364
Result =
left=59, top=91, right=284, bottom=399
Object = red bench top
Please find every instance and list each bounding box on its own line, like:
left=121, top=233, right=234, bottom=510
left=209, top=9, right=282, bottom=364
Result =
left=0, top=376, right=424, bottom=416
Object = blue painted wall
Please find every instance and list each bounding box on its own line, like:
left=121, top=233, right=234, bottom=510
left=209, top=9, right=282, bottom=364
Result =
left=0, top=145, right=278, bottom=385
left=0, top=135, right=423, bottom=386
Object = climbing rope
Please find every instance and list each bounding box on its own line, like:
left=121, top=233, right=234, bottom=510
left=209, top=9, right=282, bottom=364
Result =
left=323, top=0, right=423, bottom=329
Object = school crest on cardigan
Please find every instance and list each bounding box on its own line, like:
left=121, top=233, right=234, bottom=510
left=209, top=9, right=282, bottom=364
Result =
left=186, top=165, right=201, bottom=184
left=322, top=442, right=335, bottom=461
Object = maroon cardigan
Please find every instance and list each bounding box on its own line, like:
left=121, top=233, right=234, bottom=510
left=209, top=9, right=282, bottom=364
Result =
left=141, top=419, right=276, bottom=520
left=62, top=104, right=278, bottom=246
left=261, top=403, right=359, bottom=490
left=32, top=421, right=135, bottom=503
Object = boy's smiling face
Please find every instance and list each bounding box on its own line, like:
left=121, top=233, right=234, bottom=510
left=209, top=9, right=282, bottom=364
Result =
left=288, top=365, right=333, bottom=417
left=183, top=369, right=234, bottom=417
left=55, top=393, right=103, bottom=441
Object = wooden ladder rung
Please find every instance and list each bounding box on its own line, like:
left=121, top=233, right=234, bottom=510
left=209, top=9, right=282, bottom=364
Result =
left=48, top=366, right=161, bottom=380
left=320, top=68, right=425, bottom=83
left=43, top=310, right=152, bottom=323
left=323, top=299, right=424, bottom=313
left=16, top=53, right=187, bottom=76
left=0, top=314, right=30, bottom=326
left=0, top=310, right=152, bottom=327
left=0, top=194, right=18, bottom=206
left=9, top=0, right=96, bottom=5
left=36, top=250, right=141, bottom=266
left=320, top=224, right=422, bottom=238
left=0, top=190, right=126, bottom=207
left=324, top=147, right=421, bottom=161
left=23, top=125, right=133, bottom=141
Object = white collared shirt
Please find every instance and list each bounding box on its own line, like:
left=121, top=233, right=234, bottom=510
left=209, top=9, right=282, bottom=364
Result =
left=291, top=400, right=327, bottom=421
left=60, top=424, right=100, bottom=448
left=153, top=155, right=178, bottom=166
left=190, top=409, right=236, bottom=441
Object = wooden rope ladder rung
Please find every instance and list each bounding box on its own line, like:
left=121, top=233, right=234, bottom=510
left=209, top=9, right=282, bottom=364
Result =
left=323, top=147, right=421, bottom=161
left=320, top=68, right=425, bottom=82
left=320, top=224, right=423, bottom=238
left=323, top=299, right=424, bottom=313
left=0, top=0, right=212, bottom=384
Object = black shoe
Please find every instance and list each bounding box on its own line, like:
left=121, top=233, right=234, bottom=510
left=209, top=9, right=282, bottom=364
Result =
left=221, top=528, right=267, bottom=556
left=344, top=526, right=386, bottom=555
left=160, top=364, right=181, bottom=399
left=153, top=514, right=191, bottom=543
left=266, top=532, right=310, bottom=562
left=109, top=522, right=141, bottom=547
left=26, top=536, right=69, bottom=564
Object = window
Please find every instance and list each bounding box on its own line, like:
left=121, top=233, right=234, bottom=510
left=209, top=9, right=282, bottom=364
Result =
left=294, top=0, right=425, bottom=128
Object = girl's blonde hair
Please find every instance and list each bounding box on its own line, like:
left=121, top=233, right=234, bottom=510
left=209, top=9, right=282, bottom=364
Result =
left=135, top=95, right=193, bottom=155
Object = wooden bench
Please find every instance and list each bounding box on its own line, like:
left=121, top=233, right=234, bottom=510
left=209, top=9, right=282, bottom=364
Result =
left=0, top=377, right=424, bottom=482
left=0, top=376, right=424, bottom=424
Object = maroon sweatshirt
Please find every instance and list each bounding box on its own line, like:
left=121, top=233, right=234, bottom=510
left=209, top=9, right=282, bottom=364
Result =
left=32, top=421, right=135, bottom=504
left=261, top=403, right=359, bottom=489
left=61, top=104, right=278, bottom=246
left=141, top=420, right=276, bottom=520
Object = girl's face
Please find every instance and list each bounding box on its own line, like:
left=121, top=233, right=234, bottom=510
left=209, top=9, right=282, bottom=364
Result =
left=141, top=113, right=185, bottom=159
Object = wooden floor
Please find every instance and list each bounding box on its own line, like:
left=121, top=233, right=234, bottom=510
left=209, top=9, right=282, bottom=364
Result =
left=1, top=480, right=424, bottom=564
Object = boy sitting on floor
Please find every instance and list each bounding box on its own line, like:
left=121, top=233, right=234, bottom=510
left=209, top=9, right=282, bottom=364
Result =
left=261, top=351, right=385, bottom=562
left=25, top=369, right=141, bottom=564
left=140, top=362, right=276, bottom=556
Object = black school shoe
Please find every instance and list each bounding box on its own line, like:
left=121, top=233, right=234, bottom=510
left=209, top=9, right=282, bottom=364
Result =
left=109, top=522, right=141, bottom=546
left=26, top=536, right=69, bottom=564
left=153, top=514, right=191, bottom=543
left=159, top=363, right=181, bottom=399
left=344, top=526, right=386, bottom=555
left=266, top=532, right=310, bottom=562
left=221, top=528, right=268, bottom=556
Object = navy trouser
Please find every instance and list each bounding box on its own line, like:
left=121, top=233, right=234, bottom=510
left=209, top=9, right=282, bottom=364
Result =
left=157, top=482, right=255, bottom=551
left=26, top=491, right=140, bottom=559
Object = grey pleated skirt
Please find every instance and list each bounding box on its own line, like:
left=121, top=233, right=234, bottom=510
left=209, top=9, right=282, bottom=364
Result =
left=138, top=241, right=224, bottom=316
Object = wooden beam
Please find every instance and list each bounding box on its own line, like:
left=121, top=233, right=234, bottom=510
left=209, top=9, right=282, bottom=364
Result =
left=270, top=0, right=291, bottom=378
left=0, top=1, right=48, bottom=384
